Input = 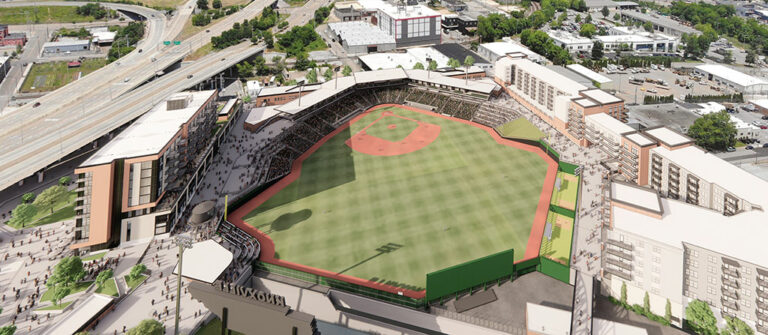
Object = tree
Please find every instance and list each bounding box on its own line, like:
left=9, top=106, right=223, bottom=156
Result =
left=620, top=282, right=627, bottom=304
left=643, top=292, right=651, bottom=315
left=685, top=299, right=719, bottom=335
left=687, top=110, right=737, bottom=151
left=575, top=14, right=581, bottom=23
left=463, top=55, right=475, bottom=84
left=306, top=68, right=318, bottom=83
left=0, top=325, right=16, bottom=335
left=613, top=13, right=620, bottom=21
left=236, top=61, right=253, bottom=78
left=413, top=62, right=424, bottom=70
left=49, top=256, right=86, bottom=289
left=601, top=6, right=609, bottom=18
left=428, top=60, right=438, bottom=71
left=10, top=203, right=37, bottom=228
left=580, top=23, right=596, bottom=38
left=127, top=319, right=164, bottom=335
left=59, top=176, right=72, bottom=185
left=263, top=30, right=274, bottom=49
left=665, top=299, right=672, bottom=323
left=643, top=21, right=653, bottom=32
left=294, top=54, right=310, bottom=71
left=129, top=264, right=147, bottom=281
left=746, top=50, right=757, bottom=65
left=592, top=41, right=604, bottom=59
left=723, top=50, right=734, bottom=64
left=196, top=0, right=208, bottom=10
left=95, top=269, right=114, bottom=289
left=585, top=13, right=592, bottom=23
left=447, top=58, right=461, bottom=69
left=212, top=0, right=222, bottom=8
left=52, top=286, right=71, bottom=306
left=191, top=13, right=210, bottom=26
left=22, top=192, right=35, bottom=203
left=342, top=65, right=352, bottom=76
left=323, top=67, right=333, bottom=81
left=722, top=316, right=755, bottom=335
left=33, top=185, right=67, bottom=214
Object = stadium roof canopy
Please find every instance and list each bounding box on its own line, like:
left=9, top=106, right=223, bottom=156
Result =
left=172, top=239, right=234, bottom=283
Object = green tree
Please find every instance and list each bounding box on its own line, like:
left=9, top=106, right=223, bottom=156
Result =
left=413, top=62, right=424, bottom=70
left=236, top=61, right=253, bottom=78
left=746, top=50, right=756, bottom=65
left=613, top=13, right=620, bottom=21
left=643, top=291, right=651, bottom=315
left=21, top=192, right=35, bottom=203
left=428, top=60, right=438, bottom=71
left=620, top=282, right=627, bottom=304
left=10, top=203, right=37, bottom=228
left=306, top=68, right=318, bottom=83
left=323, top=67, right=334, bottom=81
left=601, top=6, right=609, bottom=18
left=49, top=256, right=86, bottom=289
left=723, top=50, right=734, bottom=64
left=33, top=185, right=67, bottom=214
left=342, top=65, right=352, bottom=76
left=722, top=316, right=754, bottom=335
left=463, top=55, right=475, bottom=83
left=191, top=13, right=210, bottom=26
left=665, top=299, right=672, bottom=323
left=129, top=264, right=147, bottom=280
left=294, top=54, right=310, bottom=71
left=585, top=13, right=592, bottom=23
left=95, top=269, right=114, bottom=289
left=263, top=30, right=274, bottom=49
left=196, top=0, right=208, bottom=10
left=685, top=299, right=719, bottom=335
left=575, top=14, right=581, bottom=23
left=592, top=41, right=604, bottom=59
left=447, top=58, right=461, bottom=69
left=59, top=176, right=72, bottom=185
left=687, top=110, right=737, bottom=151
left=0, top=325, right=16, bottom=335
left=212, top=0, right=222, bottom=8
left=127, top=319, right=164, bottom=335
left=52, top=286, right=71, bottom=306
left=643, top=21, right=653, bottom=32
left=580, top=23, right=597, bottom=37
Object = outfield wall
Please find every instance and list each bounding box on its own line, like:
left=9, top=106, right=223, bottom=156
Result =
left=425, top=249, right=515, bottom=302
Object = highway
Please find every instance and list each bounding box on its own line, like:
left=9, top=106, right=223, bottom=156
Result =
left=0, top=0, right=281, bottom=191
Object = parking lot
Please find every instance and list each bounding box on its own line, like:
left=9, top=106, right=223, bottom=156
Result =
left=604, top=68, right=726, bottom=104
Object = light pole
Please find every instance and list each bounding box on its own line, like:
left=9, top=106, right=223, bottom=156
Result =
left=174, top=233, right=193, bottom=335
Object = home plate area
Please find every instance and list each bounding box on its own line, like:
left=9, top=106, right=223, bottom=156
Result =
left=345, top=110, right=441, bottom=156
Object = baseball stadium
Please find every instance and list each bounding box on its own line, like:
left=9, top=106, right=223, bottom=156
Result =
left=227, top=69, right=580, bottom=306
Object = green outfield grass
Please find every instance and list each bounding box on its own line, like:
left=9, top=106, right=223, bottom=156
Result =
left=496, top=118, right=546, bottom=141
left=243, top=106, right=550, bottom=289
left=550, top=171, right=579, bottom=211
left=540, top=211, right=574, bottom=265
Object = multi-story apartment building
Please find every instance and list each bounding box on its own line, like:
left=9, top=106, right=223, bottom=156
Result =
left=72, top=90, right=220, bottom=251
left=602, top=127, right=768, bottom=333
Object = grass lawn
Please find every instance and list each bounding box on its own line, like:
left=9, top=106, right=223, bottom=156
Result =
left=125, top=274, right=148, bottom=291
left=82, top=252, right=107, bottom=262
left=185, top=42, right=215, bottom=61
left=8, top=191, right=77, bottom=229
left=735, top=140, right=746, bottom=147
left=540, top=211, right=574, bottom=265
left=37, top=301, right=73, bottom=311
left=0, top=6, right=99, bottom=24
left=496, top=118, right=546, bottom=141
left=21, top=59, right=107, bottom=93
left=550, top=172, right=579, bottom=211
left=284, top=0, right=308, bottom=7
left=243, top=106, right=550, bottom=289
left=40, top=281, right=93, bottom=302
left=194, top=318, right=244, bottom=335
left=95, top=278, right=119, bottom=297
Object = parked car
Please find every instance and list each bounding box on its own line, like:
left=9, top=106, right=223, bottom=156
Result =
left=762, top=115, right=768, bottom=120
left=32, top=102, right=41, bottom=108
left=726, top=147, right=736, bottom=152
left=763, top=143, right=768, bottom=148
left=761, top=125, right=768, bottom=129
left=746, top=145, right=755, bottom=150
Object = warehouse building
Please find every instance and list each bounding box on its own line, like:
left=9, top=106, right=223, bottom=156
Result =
left=43, top=39, right=91, bottom=54
left=327, top=21, right=396, bottom=54
left=597, top=26, right=680, bottom=54
left=694, top=64, right=768, bottom=95
left=619, top=10, right=700, bottom=37
left=476, top=39, right=546, bottom=63
left=0, top=24, right=27, bottom=46
left=547, top=30, right=593, bottom=55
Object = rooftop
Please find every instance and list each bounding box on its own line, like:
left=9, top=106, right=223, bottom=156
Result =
left=525, top=302, right=572, bottom=335
left=595, top=34, right=654, bottom=44
left=328, top=21, right=395, bottom=46
left=82, top=90, right=216, bottom=166
left=694, top=64, right=768, bottom=87
left=377, top=2, right=440, bottom=19
left=586, top=112, right=634, bottom=134
left=478, top=41, right=545, bottom=61
left=574, top=98, right=598, bottom=107
left=172, top=239, right=234, bottom=284
left=257, top=84, right=320, bottom=97
left=750, top=98, right=768, bottom=109
left=567, top=64, right=612, bottom=84
left=625, top=132, right=656, bottom=147
left=593, top=318, right=648, bottom=335
left=509, top=57, right=587, bottom=95
left=611, top=181, right=662, bottom=213
left=547, top=30, right=593, bottom=44
left=432, top=43, right=489, bottom=64
left=580, top=89, right=622, bottom=104
left=43, top=39, right=90, bottom=47
left=651, top=145, right=768, bottom=208
left=44, top=294, right=114, bottom=335
left=644, top=126, right=692, bottom=147
left=245, top=106, right=282, bottom=125
left=359, top=47, right=449, bottom=70
left=619, top=10, right=700, bottom=35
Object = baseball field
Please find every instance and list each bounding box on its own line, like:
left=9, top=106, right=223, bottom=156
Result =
left=238, top=105, right=556, bottom=291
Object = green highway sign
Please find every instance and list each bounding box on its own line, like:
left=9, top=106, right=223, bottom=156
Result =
left=174, top=41, right=181, bottom=45
left=163, top=41, right=171, bottom=45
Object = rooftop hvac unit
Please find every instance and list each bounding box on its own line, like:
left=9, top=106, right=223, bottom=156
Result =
left=167, top=93, right=193, bottom=110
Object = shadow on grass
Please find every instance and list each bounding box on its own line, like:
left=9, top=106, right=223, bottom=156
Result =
left=337, top=242, right=403, bottom=275
left=243, top=127, right=357, bottom=219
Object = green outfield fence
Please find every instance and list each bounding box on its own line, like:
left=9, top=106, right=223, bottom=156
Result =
left=254, top=261, right=426, bottom=309
left=426, top=249, right=515, bottom=302
left=538, top=257, right=571, bottom=284
left=550, top=204, right=577, bottom=219
left=558, top=161, right=579, bottom=175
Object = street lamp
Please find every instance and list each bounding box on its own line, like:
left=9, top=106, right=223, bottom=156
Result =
left=174, top=233, right=193, bottom=335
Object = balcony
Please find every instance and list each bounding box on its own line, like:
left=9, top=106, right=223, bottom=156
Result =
left=606, top=248, right=633, bottom=261
left=621, top=165, right=638, bottom=179
left=606, top=257, right=633, bottom=271
left=721, top=297, right=739, bottom=311
left=604, top=267, right=632, bottom=281
left=721, top=286, right=739, bottom=300
left=757, top=275, right=768, bottom=288
left=758, top=288, right=768, bottom=299
left=757, top=310, right=768, bottom=323
left=757, top=323, right=768, bottom=334
left=722, top=265, right=740, bottom=279
left=722, top=276, right=740, bottom=289
left=756, top=298, right=768, bottom=310
left=607, top=239, right=634, bottom=251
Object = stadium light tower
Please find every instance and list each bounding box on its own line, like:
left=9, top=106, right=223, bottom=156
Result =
left=174, top=233, right=194, bottom=335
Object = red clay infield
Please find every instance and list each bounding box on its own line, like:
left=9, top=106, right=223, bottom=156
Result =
left=345, top=110, right=441, bottom=156
left=228, top=104, right=558, bottom=300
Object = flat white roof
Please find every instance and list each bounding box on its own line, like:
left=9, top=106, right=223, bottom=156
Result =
left=245, top=106, right=282, bottom=125
left=219, top=98, right=237, bottom=116
left=574, top=98, right=597, bottom=107
left=596, top=34, right=654, bottom=44
left=377, top=2, right=440, bottom=19
left=172, top=240, right=233, bottom=283
left=526, top=302, right=571, bottom=335
left=625, top=132, right=656, bottom=146
left=359, top=47, right=450, bottom=70
left=567, top=64, right=612, bottom=84
left=328, top=21, right=395, bottom=46
left=82, top=90, right=216, bottom=166
left=586, top=113, right=634, bottom=134
left=581, top=89, right=622, bottom=104
left=695, top=64, right=768, bottom=87
left=620, top=11, right=700, bottom=35
left=593, top=318, right=648, bottom=335
left=750, top=99, right=768, bottom=109
left=547, top=30, right=592, bottom=44
left=44, top=294, right=114, bottom=335
left=651, top=145, right=768, bottom=208
left=612, top=193, right=768, bottom=268
left=43, top=39, right=90, bottom=47
left=92, top=31, right=116, bottom=42
left=509, top=58, right=587, bottom=95
left=257, top=84, right=320, bottom=97
left=479, top=41, right=544, bottom=61
left=611, top=182, right=661, bottom=213
left=644, top=127, right=691, bottom=146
